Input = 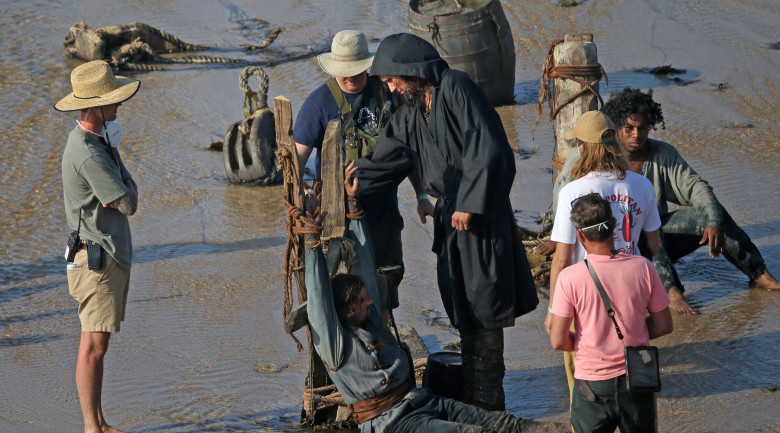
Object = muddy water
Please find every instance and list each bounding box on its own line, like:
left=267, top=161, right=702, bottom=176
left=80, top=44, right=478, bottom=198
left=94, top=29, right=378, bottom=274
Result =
left=0, top=0, right=778, bottom=432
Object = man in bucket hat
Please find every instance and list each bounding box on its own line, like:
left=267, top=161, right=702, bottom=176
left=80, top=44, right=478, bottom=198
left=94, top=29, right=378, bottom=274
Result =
left=293, top=30, right=432, bottom=323
left=55, top=59, right=140, bottom=433
left=545, top=110, right=661, bottom=398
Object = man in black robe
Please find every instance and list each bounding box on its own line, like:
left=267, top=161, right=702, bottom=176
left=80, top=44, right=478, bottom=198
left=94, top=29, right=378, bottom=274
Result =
left=352, top=33, right=539, bottom=411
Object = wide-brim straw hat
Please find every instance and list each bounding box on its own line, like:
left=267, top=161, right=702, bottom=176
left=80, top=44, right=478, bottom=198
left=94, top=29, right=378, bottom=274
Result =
left=564, top=110, right=616, bottom=144
left=54, top=60, right=140, bottom=112
left=317, top=30, right=375, bottom=77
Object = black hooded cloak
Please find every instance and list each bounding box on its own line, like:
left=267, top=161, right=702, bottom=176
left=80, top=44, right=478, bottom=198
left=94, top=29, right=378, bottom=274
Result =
left=356, top=33, right=538, bottom=331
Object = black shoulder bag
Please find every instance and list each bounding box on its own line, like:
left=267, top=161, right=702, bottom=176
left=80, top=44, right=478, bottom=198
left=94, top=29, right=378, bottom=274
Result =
left=584, top=259, right=662, bottom=392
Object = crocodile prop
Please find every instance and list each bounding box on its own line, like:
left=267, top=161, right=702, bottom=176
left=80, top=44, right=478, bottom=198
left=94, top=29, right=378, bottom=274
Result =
left=63, top=22, right=279, bottom=71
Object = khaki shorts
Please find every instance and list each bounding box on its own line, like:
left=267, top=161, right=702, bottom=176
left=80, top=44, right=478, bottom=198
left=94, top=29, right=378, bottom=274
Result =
left=67, top=248, right=130, bottom=333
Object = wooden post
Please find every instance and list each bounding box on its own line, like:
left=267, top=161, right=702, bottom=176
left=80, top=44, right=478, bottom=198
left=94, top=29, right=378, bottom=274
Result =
left=274, top=95, right=307, bottom=303
left=274, top=96, right=343, bottom=427
left=553, top=34, right=600, bottom=169
left=320, top=120, right=346, bottom=241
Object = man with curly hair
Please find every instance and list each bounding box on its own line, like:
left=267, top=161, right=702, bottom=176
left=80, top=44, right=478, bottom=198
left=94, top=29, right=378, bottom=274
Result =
left=539, top=88, right=779, bottom=314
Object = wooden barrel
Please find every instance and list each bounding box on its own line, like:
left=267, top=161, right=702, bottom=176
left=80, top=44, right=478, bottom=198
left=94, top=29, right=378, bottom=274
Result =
left=407, top=0, right=516, bottom=106
left=422, top=351, right=463, bottom=400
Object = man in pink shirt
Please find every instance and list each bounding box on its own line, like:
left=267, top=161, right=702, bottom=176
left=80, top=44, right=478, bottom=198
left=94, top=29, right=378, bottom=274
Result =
left=549, top=193, right=672, bottom=433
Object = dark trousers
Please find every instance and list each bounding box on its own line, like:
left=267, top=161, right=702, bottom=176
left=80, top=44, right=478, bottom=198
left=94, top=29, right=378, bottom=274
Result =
left=461, top=328, right=505, bottom=411
left=388, top=393, right=525, bottom=433
left=641, top=205, right=767, bottom=293
left=366, top=215, right=404, bottom=309
left=571, top=376, right=655, bottom=433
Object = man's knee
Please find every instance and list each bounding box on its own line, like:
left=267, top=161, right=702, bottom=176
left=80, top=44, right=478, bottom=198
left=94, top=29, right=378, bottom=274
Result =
left=79, top=332, right=111, bottom=360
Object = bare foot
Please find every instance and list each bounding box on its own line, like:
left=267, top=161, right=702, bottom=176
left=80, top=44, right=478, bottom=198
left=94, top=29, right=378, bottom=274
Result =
left=754, top=270, right=780, bottom=290
left=668, top=286, right=698, bottom=315
left=101, top=424, right=124, bottom=433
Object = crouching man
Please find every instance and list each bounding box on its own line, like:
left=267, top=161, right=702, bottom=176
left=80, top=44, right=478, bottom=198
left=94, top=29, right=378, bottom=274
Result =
left=548, top=194, right=673, bottom=432
left=302, top=182, right=537, bottom=433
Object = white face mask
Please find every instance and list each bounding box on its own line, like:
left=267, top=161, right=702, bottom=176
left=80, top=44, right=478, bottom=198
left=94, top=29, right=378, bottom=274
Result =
left=104, top=121, right=123, bottom=147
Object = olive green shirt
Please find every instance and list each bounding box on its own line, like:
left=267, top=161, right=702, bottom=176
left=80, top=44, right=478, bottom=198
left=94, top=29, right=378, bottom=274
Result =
left=62, top=127, right=133, bottom=269
left=552, top=139, right=723, bottom=228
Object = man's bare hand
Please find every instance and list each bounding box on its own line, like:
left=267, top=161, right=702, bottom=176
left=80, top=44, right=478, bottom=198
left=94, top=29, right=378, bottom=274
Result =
left=533, top=240, right=557, bottom=256
left=304, top=191, right=326, bottom=225
left=451, top=211, right=473, bottom=231
left=699, top=226, right=724, bottom=258
left=416, top=198, right=434, bottom=224
left=544, top=312, right=553, bottom=334
left=344, top=161, right=359, bottom=197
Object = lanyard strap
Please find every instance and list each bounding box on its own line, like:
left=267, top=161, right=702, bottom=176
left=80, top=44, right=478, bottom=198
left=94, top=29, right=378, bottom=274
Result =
left=584, top=259, right=624, bottom=340
left=75, top=208, right=82, bottom=235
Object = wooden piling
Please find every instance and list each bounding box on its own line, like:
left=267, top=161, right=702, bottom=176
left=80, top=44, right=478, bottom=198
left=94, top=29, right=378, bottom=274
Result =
left=551, top=34, right=602, bottom=170
left=320, top=120, right=346, bottom=241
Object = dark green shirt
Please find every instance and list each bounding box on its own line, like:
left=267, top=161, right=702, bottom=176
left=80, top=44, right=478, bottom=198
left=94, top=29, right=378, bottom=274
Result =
left=62, top=127, right=133, bottom=269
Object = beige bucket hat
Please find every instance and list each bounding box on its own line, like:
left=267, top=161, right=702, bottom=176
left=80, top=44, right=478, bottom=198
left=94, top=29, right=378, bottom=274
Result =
left=564, top=110, right=616, bottom=143
left=317, top=30, right=375, bottom=77
left=54, top=60, right=140, bottom=112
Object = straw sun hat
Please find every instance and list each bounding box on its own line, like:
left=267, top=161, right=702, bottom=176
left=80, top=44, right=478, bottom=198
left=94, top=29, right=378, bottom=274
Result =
left=317, top=30, right=375, bottom=78
left=54, top=60, right=140, bottom=112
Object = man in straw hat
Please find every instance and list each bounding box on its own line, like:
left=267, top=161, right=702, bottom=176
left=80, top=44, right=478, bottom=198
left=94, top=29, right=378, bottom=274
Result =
left=545, top=110, right=662, bottom=396
left=55, top=59, right=140, bottom=433
left=293, top=30, right=432, bottom=322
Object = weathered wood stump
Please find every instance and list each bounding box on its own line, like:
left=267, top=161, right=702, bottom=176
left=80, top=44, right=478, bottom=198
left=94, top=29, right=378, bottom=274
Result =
left=552, top=34, right=602, bottom=169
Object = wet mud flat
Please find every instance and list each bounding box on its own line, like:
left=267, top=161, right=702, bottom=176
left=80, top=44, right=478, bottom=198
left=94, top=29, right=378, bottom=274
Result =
left=1, top=0, right=779, bottom=432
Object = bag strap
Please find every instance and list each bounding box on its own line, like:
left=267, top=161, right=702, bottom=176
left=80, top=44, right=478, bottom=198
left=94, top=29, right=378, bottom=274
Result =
left=326, top=77, right=364, bottom=137
left=584, top=259, right=624, bottom=340
left=76, top=208, right=82, bottom=236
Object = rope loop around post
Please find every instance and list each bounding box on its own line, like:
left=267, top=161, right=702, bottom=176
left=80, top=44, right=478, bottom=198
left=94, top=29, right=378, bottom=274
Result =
left=532, top=39, right=608, bottom=137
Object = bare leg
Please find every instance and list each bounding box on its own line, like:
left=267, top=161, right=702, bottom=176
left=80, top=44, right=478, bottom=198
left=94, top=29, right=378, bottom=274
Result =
left=668, top=286, right=698, bottom=316
left=754, top=269, right=780, bottom=290
left=76, top=332, right=124, bottom=433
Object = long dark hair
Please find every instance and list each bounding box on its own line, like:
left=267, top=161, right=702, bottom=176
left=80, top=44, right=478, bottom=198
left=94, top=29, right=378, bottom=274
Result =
left=398, top=75, right=433, bottom=115
left=331, top=274, right=365, bottom=322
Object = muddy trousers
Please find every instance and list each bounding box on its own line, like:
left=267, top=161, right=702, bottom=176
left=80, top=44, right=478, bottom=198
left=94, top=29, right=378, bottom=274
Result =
left=643, top=206, right=767, bottom=293
left=460, top=328, right=505, bottom=411
left=387, top=393, right=525, bottom=433
left=571, top=376, right=655, bottom=433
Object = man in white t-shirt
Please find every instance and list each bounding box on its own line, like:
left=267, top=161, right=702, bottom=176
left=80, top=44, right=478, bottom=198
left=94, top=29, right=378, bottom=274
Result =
left=545, top=111, right=662, bottom=394
left=549, top=193, right=672, bottom=433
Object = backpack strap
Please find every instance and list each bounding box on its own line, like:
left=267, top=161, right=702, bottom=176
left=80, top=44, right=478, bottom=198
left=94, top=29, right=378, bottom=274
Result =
left=326, top=77, right=363, bottom=136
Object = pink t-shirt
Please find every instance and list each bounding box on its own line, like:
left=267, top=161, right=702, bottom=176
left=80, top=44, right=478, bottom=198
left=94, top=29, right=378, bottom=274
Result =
left=551, top=253, right=670, bottom=381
